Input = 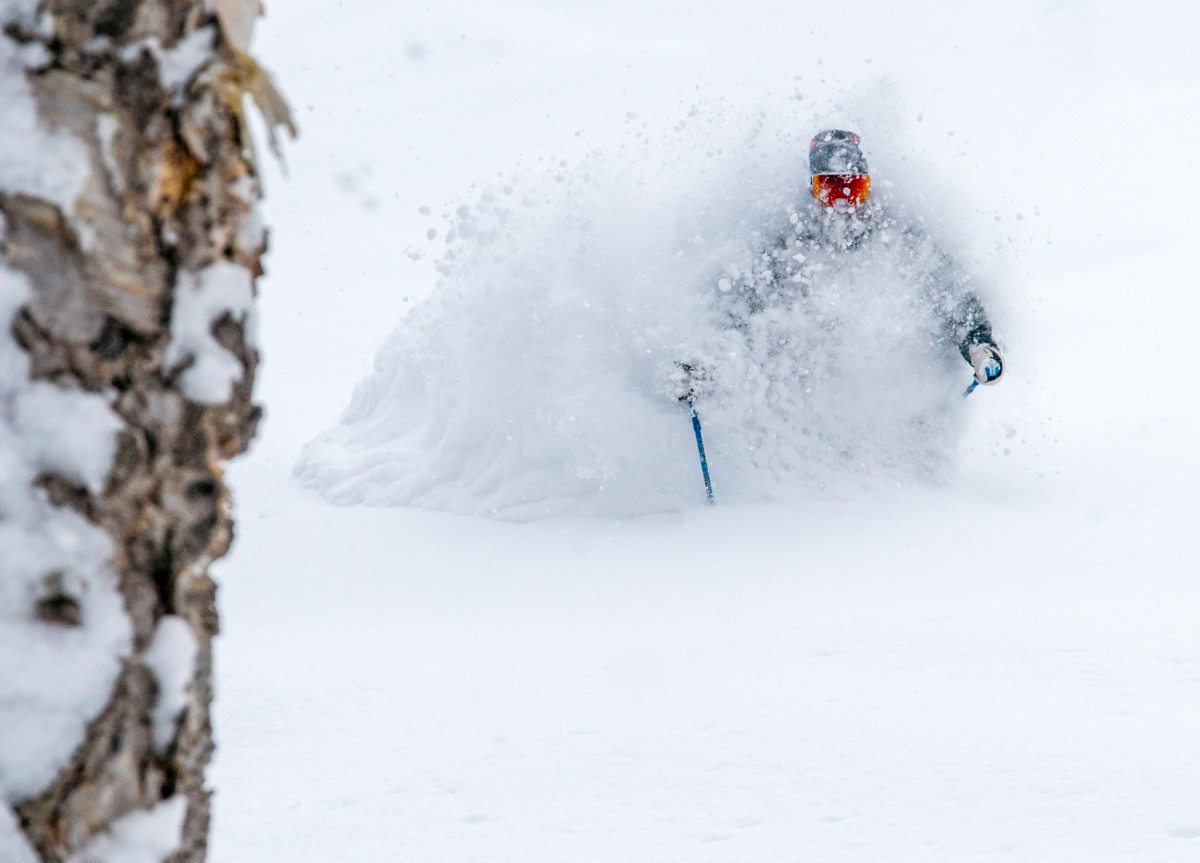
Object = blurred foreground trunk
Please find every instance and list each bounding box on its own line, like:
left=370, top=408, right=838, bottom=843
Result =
left=0, top=1, right=290, bottom=860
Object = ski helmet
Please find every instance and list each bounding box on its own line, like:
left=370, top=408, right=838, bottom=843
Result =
left=809, top=129, right=871, bottom=207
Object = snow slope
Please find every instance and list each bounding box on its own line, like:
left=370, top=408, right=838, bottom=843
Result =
left=211, top=1, right=1200, bottom=860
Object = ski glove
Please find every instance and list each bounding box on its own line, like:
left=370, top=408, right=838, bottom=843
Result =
left=968, top=343, right=1004, bottom=385
left=671, top=360, right=709, bottom=401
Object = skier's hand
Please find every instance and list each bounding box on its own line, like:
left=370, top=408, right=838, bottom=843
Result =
left=671, top=360, right=709, bottom=401
left=969, top=344, right=1004, bottom=385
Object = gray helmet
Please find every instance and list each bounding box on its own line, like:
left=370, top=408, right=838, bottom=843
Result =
left=809, top=130, right=869, bottom=175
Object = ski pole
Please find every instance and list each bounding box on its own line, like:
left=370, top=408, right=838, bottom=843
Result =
left=687, top=395, right=715, bottom=505
left=962, top=379, right=979, bottom=398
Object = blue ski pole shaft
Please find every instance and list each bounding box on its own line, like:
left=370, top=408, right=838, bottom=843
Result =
left=687, top=395, right=715, bottom=505
left=962, top=379, right=979, bottom=398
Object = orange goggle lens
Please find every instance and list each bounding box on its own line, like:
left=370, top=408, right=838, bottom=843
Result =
left=811, top=173, right=871, bottom=207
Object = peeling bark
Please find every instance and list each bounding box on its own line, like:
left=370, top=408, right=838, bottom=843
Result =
left=2, top=1, right=289, bottom=860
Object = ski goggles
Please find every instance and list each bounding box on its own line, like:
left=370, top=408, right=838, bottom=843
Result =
left=811, top=173, right=871, bottom=207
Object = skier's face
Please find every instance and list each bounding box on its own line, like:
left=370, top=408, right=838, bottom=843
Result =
left=811, top=173, right=871, bottom=211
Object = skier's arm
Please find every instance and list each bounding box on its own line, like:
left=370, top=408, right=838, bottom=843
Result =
left=950, top=292, right=994, bottom=362
left=945, top=291, right=1004, bottom=384
left=924, top=244, right=1004, bottom=384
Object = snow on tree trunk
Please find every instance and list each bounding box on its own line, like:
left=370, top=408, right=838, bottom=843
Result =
left=0, top=1, right=290, bottom=860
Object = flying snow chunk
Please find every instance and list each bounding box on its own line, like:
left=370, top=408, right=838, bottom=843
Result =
left=296, top=157, right=728, bottom=520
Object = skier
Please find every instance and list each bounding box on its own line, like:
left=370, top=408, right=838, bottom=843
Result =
left=673, top=129, right=1004, bottom=402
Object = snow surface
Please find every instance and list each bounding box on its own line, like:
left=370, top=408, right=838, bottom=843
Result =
left=195, top=0, right=1197, bottom=859
left=0, top=806, right=36, bottom=863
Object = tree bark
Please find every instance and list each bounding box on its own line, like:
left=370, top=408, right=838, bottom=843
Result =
left=0, top=1, right=287, bottom=859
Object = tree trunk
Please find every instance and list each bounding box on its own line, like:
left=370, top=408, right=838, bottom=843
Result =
left=0, top=1, right=288, bottom=860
